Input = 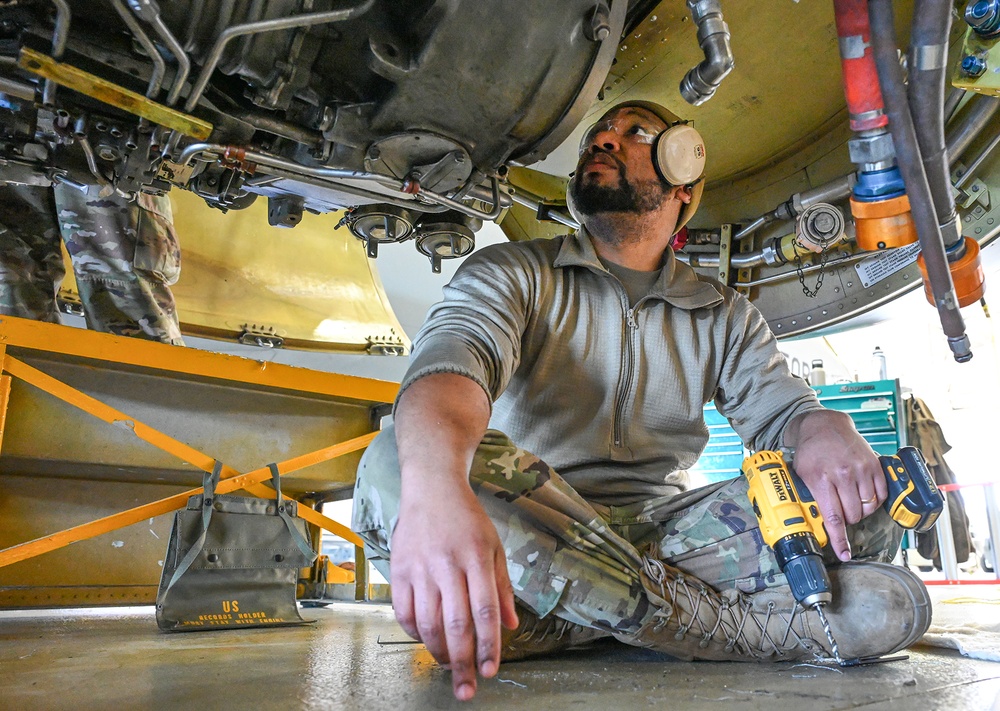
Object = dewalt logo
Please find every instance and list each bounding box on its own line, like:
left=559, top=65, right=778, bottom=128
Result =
left=769, top=471, right=788, bottom=501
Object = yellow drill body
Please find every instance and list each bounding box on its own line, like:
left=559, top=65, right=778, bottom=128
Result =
left=743, top=450, right=827, bottom=551
left=743, top=446, right=944, bottom=610
left=743, top=450, right=831, bottom=608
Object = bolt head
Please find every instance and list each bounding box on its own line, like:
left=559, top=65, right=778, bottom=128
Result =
left=962, top=54, right=988, bottom=77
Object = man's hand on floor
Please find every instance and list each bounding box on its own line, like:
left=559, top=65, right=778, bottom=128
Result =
left=390, top=488, right=519, bottom=701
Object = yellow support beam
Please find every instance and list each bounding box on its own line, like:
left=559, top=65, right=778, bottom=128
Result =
left=3, top=355, right=233, bottom=477
left=0, top=316, right=399, bottom=404
left=0, top=432, right=374, bottom=568
left=18, top=47, right=214, bottom=140
left=0, top=353, right=375, bottom=566
left=0, top=320, right=386, bottom=575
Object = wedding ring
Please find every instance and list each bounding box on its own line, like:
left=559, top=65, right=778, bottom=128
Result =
left=861, top=496, right=878, bottom=505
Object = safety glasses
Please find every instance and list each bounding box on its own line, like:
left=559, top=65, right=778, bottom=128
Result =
left=578, top=117, right=661, bottom=156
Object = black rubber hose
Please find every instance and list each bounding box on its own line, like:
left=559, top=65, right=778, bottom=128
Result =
left=868, top=0, right=970, bottom=357
left=907, top=0, right=959, bottom=243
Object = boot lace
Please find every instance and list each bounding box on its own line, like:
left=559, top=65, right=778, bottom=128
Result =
left=641, top=557, right=831, bottom=660
left=511, top=611, right=576, bottom=644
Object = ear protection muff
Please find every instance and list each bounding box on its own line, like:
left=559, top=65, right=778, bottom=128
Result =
left=653, top=123, right=707, bottom=186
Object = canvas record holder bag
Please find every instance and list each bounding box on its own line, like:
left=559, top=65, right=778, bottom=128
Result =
left=156, top=462, right=317, bottom=631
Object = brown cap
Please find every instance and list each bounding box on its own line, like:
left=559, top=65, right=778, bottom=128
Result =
left=595, top=100, right=704, bottom=234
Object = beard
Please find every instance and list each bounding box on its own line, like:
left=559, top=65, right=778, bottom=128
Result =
left=568, top=156, right=670, bottom=218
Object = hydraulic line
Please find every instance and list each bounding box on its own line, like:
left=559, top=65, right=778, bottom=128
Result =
left=943, top=87, right=966, bottom=124
left=127, top=0, right=190, bottom=107
left=110, top=0, right=165, bottom=99
left=679, top=0, right=734, bottom=106
left=908, top=0, right=960, bottom=246
left=955, top=129, right=1000, bottom=190
left=731, top=96, right=998, bottom=245
left=869, top=0, right=971, bottom=361
left=43, top=0, right=70, bottom=106
left=833, top=0, right=889, bottom=132
left=183, top=0, right=375, bottom=114
left=946, top=95, right=1000, bottom=160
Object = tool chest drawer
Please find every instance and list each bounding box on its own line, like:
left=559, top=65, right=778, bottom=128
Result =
left=691, top=379, right=906, bottom=485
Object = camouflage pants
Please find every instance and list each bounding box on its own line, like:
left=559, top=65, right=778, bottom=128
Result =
left=0, top=184, right=184, bottom=345
left=353, top=426, right=903, bottom=633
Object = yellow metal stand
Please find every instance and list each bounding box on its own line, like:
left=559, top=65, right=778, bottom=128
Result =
left=0, top=316, right=397, bottom=607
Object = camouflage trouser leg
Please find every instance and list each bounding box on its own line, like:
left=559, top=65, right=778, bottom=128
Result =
left=0, top=185, right=65, bottom=322
left=352, top=426, right=903, bottom=634
left=54, top=186, right=184, bottom=345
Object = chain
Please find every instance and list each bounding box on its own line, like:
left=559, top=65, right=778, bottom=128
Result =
left=794, top=242, right=832, bottom=298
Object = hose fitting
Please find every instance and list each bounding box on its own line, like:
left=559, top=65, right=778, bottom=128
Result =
left=679, top=0, right=734, bottom=106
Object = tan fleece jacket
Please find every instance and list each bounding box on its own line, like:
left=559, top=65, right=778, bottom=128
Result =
left=399, top=230, right=822, bottom=506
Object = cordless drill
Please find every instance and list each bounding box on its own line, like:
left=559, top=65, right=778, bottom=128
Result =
left=742, top=446, right=943, bottom=663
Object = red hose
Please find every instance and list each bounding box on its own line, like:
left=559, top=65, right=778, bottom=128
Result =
left=833, top=0, right=889, bottom=131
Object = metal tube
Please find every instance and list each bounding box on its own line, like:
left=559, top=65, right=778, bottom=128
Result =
left=946, top=95, right=1000, bottom=160
left=0, top=76, right=36, bottom=102
left=418, top=176, right=504, bottom=221
left=679, top=0, right=734, bottom=106
left=869, top=0, right=970, bottom=360
left=954, top=127, right=1000, bottom=190
left=465, top=182, right=513, bottom=209
left=258, top=164, right=447, bottom=213
left=681, top=250, right=764, bottom=269
left=149, top=17, right=190, bottom=106
left=77, top=135, right=115, bottom=197
left=943, top=87, right=966, bottom=124
left=236, top=149, right=403, bottom=189
left=231, top=111, right=324, bottom=146
left=179, top=144, right=400, bottom=186
left=509, top=189, right=580, bottom=229
left=908, top=0, right=957, bottom=240
left=733, top=214, right=772, bottom=241
left=110, top=0, right=165, bottom=99
left=734, top=253, right=868, bottom=287
left=184, top=0, right=375, bottom=113
left=178, top=144, right=454, bottom=214
left=127, top=0, right=191, bottom=107
left=50, top=172, right=90, bottom=192
left=676, top=251, right=868, bottom=286
left=43, top=0, right=71, bottom=106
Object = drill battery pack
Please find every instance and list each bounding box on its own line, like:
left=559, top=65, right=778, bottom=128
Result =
left=878, top=446, right=943, bottom=532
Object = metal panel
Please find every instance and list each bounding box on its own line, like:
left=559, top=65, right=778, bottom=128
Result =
left=59, top=190, right=410, bottom=353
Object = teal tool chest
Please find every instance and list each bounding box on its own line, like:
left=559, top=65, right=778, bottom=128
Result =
left=690, top=379, right=906, bottom=485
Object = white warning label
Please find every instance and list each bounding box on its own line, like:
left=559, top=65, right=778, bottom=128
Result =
left=854, top=242, right=921, bottom=288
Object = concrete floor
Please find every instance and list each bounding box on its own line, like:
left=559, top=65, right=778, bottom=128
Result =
left=2, top=595, right=1000, bottom=711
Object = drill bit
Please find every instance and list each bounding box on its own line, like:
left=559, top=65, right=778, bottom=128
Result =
left=814, top=603, right=844, bottom=665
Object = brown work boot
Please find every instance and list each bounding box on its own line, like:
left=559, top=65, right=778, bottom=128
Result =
left=501, top=603, right=609, bottom=662
left=614, top=558, right=931, bottom=662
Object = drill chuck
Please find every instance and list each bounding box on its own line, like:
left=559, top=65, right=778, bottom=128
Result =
left=773, top=532, right=832, bottom=609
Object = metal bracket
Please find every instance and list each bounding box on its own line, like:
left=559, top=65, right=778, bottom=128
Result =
left=239, top=324, right=284, bottom=348
left=718, top=224, right=733, bottom=286
left=366, top=331, right=407, bottom=356
left=736, top=225, right=754, bottom=296
left=56, top=289, right=85, bottom=317
left=956, top=178, right=991, bottom=211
